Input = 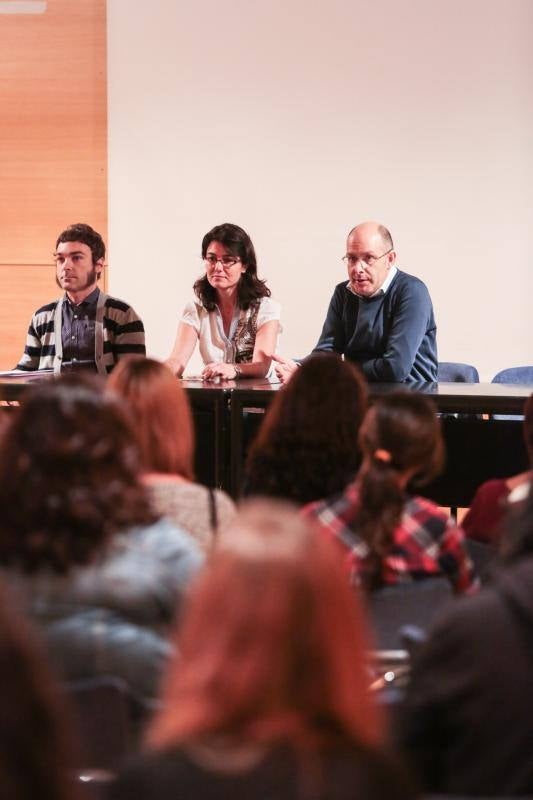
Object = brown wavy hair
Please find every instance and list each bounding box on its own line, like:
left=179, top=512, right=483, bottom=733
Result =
left=55, top=222, right=105, bottom=264
left=0, top=375, right=157, bottom=573
left=107, top=356, right=195, bottom=479
left=243, top=354, right=368, bottom=504
left=356, top=391, right=444, bottom=589
left=0, top=583, right=78, bottom=800
left=148, top=500, right=382, bottom=753
left=194, top=222, right=271, bottom=311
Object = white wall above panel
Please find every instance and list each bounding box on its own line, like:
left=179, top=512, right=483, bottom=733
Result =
left=107, top=0, right=533, bottom=381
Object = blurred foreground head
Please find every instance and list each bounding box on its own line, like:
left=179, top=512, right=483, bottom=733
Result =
left=149, top=499, right=382, bottom=752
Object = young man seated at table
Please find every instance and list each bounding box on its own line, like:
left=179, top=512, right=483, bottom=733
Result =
left=16, top=223, right=145, bottom=375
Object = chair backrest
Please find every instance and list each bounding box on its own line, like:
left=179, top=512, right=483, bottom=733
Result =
left=464, top=538, right=495, bottom=583
left=65, top=676, right=134, bottom=771
left=491, top=366, right=533, bottom=385
left=438, top=362, right=480, bottom=383
left=367, top=577, right=454, bottom=650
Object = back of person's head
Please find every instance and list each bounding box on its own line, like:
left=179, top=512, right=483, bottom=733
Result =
left=244, top=354, right=368, bottom=504
left=107, top=356, right=195, bottom=479
left=0, top=584, right=76, bottom=800
left=0, top=374, right=156, bottom=573
left=148, top=500, right=382, bottom=753
left=55, top=222, right=105, bottom=264
left=356, top=392, right=444, bottom=589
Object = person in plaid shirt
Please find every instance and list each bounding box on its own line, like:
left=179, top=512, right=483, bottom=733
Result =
left=303, top=392, right=477, bottom=594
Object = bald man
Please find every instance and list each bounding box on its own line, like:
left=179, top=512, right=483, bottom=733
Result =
left=274, top=221, right=437, bottom=383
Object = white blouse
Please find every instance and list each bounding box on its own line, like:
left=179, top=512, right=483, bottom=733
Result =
left=180, top=296, right=282, bottom=366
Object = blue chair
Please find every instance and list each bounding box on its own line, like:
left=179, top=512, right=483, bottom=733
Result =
left=491, top=366, right=533, bottom=385
left=438, top=362, right=480, bottom=383
left=491, top=367, right=532, bottom=420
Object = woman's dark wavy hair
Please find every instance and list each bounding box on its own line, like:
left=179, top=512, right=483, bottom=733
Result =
left=356, top=392, right=444, bottom=590
left=194, top=222, right=271, bottom=311
left=243, top=354, right=368, bottom=505
left=0, top=375, right=157, bottom=574
left=0, top=583, right=78, bottom=800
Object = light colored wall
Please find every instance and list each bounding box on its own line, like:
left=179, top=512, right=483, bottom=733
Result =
left=107, top=0, right=533, bottom=381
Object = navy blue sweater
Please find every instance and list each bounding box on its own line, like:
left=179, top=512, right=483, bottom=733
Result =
left=312, top=270, right=438, bottom=383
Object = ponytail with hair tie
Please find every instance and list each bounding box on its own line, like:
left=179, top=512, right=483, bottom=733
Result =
left=373, top=449, right=392, bottom=464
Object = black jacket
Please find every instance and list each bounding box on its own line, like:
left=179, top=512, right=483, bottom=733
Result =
left=400, top=556, right=533, bottom=795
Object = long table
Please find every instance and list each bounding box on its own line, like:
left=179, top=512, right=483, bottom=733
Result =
left=1, top=373, right=530, bottom=505
left=223, top=379, right=530, bottom=505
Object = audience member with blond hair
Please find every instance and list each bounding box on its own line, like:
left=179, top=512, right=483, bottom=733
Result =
left=304, top=392, right=476, bottom=593
left=110, top=501, right=413, bottom=800
left=107, top=357, right=235, bottom=550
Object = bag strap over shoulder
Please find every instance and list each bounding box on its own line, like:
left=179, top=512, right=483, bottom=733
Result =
left=208, top=486, right=218, bottom=536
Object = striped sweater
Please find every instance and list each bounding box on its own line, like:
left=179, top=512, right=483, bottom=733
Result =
left=16, top=291, right=146, bottom=375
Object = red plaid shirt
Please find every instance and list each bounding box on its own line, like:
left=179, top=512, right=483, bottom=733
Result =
left=303, top=482, right=477, bottom=593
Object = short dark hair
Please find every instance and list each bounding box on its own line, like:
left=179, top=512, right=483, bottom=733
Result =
left=55, top=223, right=106, bottom=264
left=194, top=222, right=270, bottom=311
left=0, top=375, right=157, bottom=574
left=244, top=354, right=368, bottom=505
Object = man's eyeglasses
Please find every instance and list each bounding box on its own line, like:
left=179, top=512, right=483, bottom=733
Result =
left=342, top=248, right=393, bottom=268
left=204, top=255, right=241, bottom=268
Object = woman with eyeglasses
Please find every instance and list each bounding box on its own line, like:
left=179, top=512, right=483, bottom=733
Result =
left=166, top=223, right=281, bottom=380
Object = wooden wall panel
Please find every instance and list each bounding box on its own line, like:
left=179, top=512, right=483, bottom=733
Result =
left=0, top=0, right=106, bottom=369
left=0, top=265, right=59, bottom=368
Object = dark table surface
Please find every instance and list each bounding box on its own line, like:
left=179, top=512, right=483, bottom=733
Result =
left=183, top=377, right=531, bottom=415
left=1, top=373, right=530, bottom=414
left=1, top=372, right=530, bottom=503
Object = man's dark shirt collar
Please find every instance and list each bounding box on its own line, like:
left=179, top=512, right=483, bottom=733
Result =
left=65, top=285, right=100, bottom=310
